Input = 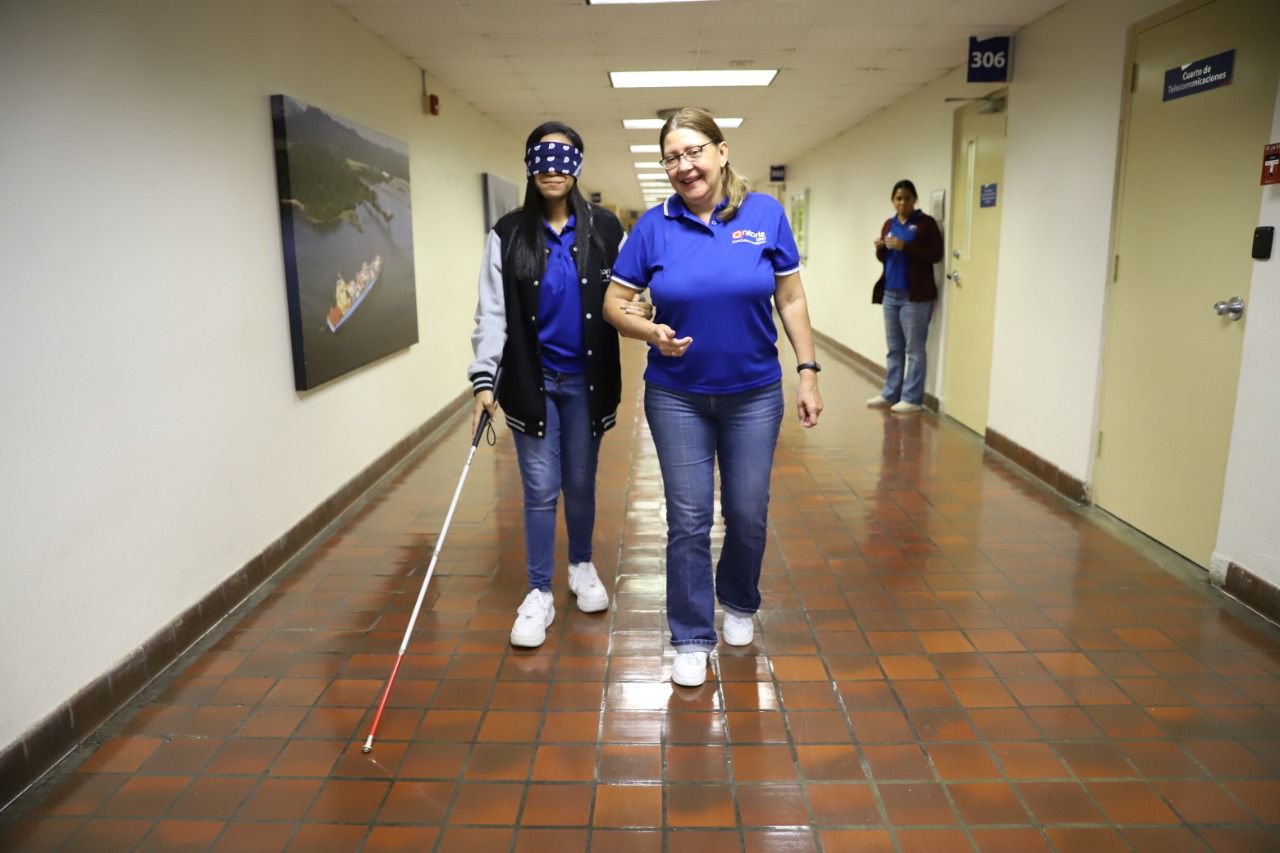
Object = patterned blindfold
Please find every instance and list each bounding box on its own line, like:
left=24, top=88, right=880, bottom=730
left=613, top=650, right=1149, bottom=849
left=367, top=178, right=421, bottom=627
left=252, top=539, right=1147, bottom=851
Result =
left=526, top=141, right=583, bottom=178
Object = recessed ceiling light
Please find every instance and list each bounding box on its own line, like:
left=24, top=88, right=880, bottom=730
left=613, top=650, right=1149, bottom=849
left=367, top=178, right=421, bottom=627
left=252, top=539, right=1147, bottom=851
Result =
left=588, top=0, right=713, bottom=5
left=623, top=117, right=743, bottom=130
left=636, top=173, right=668, bottom=181
left=610, top=70, right=777, bottom=88
left=630, top=144, right=660, bottom=153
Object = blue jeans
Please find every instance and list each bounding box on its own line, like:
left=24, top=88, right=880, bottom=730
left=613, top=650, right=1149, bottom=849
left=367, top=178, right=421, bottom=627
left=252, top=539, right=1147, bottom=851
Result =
left=511, top=370, right=600, bottom=591
left=644, top=381, right=784, bottom=650
left=881, top=290, right=934, bottom=405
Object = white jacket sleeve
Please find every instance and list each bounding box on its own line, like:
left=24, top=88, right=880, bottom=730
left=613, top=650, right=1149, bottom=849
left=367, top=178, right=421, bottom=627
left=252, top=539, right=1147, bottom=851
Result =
left=466, top=229, right=507, bottom=394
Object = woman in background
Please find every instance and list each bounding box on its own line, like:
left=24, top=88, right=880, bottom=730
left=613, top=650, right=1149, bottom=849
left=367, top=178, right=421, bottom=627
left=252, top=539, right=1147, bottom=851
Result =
left=868, top=179, right=943, bottom=414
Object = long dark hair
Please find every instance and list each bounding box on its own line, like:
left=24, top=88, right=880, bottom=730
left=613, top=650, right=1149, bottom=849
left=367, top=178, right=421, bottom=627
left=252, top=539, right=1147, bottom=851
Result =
left=509, top=121, right=599, bottom=283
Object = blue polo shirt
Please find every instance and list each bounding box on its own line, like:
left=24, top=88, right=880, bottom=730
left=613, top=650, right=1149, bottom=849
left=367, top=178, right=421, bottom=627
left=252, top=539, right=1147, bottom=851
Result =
left=884, top=210, right=923, bottom=291
left=612, top=192, right=800, bottom=394
left=538, top=215, right=584, bottom=374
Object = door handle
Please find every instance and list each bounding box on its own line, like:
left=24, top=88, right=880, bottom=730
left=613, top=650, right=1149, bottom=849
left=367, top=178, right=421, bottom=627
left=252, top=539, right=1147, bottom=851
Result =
left=1213, top=296, right=1245, bottom=321
left=946, top=271, right=961, bottom=285
left=951, top=249, right=961, bottom=259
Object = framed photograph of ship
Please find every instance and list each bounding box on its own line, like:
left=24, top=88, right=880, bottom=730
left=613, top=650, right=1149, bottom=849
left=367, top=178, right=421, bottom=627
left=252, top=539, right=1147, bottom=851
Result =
left=270, top=94, right=418, bottom=390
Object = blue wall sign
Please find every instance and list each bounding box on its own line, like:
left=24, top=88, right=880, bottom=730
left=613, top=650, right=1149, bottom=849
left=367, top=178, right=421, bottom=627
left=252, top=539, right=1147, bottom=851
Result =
left=1163, top=50, right=1234, bottom=101
left=968, top=37, right=1012, bottom=83
left=979, top=183, right=998, bottom=208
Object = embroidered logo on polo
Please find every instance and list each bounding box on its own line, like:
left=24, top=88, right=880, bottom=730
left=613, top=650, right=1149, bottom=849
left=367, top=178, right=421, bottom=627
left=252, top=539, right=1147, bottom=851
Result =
left=731, top=229, right=766, bottom=245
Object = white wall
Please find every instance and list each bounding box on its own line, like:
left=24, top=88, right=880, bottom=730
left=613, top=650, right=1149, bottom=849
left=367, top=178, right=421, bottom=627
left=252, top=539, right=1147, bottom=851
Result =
left=987, top=0, right=1170, bottom=480
left=787, top=66, right=991, bottom=401
left=0, top=0, right=523, bottom=749
left=1212, top=86, right=1280, bottom=589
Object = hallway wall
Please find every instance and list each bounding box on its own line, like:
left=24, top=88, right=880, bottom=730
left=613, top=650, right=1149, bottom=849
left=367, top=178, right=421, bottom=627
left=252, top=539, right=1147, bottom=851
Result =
left=986, top=0, right=1170, bottom=481
left=1214, top=84, right=1280, bottom=592
left=0, top=0, right=523, bottom=751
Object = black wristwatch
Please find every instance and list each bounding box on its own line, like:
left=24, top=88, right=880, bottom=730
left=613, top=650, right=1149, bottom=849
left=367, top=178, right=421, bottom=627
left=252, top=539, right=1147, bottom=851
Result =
left=796, top=361, right=821, bottom=374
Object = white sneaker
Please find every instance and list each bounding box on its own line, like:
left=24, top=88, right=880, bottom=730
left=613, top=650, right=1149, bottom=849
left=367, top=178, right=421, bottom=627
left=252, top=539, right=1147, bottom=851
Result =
left=510, top=589, right=555, bottom=647
left=866, top=394, right=893, bottom=408
left=890, top=401, right=924, bottom=413
left=671, top=651, right=709, bottom=687
left=722, top=611, right=755, bottom=646
left=567, top=562, right=609, bottom=613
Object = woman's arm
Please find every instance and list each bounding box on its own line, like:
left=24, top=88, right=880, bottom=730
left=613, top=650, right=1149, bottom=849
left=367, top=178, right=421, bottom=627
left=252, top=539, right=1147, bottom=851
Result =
left=603, top=281, right=691, bottom=357
left=468, top=230, right=506, bottom=434
left=775, top=272, right=823, bottom=428
left=902, top=216, right=944, bottom=264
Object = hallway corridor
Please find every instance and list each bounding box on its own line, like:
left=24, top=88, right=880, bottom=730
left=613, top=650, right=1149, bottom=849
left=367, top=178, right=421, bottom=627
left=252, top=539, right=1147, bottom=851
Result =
left=3, top=343, right=1279, bottom=852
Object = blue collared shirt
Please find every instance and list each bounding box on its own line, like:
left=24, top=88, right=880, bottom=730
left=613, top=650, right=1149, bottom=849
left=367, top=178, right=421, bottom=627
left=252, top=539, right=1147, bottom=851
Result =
left=884, top=210, right=923, bottom=291
left=612, top=192, right=800, bottom=394
left=538, top=215, right=584, bottom=374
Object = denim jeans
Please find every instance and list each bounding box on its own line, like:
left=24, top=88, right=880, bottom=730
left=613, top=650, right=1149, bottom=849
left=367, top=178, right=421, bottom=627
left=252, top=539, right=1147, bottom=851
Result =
left=511, top=370, right=600, bottom=591
left=881, top=290, right=935, bottom=405
left=644, top=381, right=784, bottom=650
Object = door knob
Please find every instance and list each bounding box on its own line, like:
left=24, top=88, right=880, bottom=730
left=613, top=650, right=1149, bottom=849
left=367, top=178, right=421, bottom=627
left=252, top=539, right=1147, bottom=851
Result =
left=951, top=249, right=961, bottom=259
left=946, top=271, right=961, bottom=285
left=1213, top=296, right=1245, bottom=320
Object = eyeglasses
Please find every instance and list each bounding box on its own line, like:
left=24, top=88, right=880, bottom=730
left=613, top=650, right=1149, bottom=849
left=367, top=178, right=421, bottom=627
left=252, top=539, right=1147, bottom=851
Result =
left=658, top=142, right=714, bottom=171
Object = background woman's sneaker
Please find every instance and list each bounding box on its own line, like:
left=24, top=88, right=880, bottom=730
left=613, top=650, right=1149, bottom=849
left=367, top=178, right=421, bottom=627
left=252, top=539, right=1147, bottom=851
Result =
left=510, top=589, right=555, bottom=647
left=866, top=394, right=893, bottom=408
left=568, top=562, right=609, bottom=612
left=722, top=611, right=755, bottom=646
left=671, top=651, right=709, bottom=687
left=890, top=401, right=924, bottom=413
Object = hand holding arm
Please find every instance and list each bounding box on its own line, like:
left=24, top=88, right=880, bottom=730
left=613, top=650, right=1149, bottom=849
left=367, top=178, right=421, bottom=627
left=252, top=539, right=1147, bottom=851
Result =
left=603, top=281, right=691, bottom=357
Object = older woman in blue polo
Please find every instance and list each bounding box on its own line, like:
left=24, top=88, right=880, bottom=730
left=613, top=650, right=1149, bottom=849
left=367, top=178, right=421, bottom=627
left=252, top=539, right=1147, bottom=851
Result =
left=603, top=108, right=823, bottom=688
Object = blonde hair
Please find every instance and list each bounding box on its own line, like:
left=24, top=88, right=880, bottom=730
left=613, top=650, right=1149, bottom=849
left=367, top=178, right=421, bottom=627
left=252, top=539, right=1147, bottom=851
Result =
left=659, top=107, right=750, bottom=222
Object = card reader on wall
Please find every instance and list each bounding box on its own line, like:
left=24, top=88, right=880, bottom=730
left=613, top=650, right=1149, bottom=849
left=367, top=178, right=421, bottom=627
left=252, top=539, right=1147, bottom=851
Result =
left=1254, top=226, right=1274, bottom=260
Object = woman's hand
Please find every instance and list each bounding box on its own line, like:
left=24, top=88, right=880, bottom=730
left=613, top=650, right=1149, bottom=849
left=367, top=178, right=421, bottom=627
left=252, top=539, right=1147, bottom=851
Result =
left=619, top=296, right=655, bottom=320
left=882, top=234, right=900, bottom=251
left=796, top=374, right=823, bottom=428
left=651, top=323, right=692, bottom=357
left=471, top=390, right=498, bottom=436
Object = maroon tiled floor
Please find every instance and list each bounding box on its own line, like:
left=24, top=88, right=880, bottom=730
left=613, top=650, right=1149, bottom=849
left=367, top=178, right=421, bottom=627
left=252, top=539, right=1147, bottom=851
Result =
left=3, top=342, right=1280, bottom=851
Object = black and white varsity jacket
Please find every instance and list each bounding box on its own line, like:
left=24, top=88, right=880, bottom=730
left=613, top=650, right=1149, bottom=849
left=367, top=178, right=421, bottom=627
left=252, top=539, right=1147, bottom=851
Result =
left=467, top=204, right=626, bottom=439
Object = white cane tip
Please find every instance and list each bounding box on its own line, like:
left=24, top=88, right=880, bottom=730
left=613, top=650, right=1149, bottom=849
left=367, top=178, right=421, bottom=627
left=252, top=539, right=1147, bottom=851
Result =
left=361, top=745, right=372, bottom=754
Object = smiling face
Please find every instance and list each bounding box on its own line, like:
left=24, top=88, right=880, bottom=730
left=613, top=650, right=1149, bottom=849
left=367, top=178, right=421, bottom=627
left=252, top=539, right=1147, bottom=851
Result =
left=532, top=132, right=576, bottom=203
left=661, top=126, right=729, bottom=213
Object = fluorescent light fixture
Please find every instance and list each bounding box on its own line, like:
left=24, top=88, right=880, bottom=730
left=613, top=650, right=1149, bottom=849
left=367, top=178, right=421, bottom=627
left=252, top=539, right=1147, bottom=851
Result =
left=636, top=173, right=668, bottom=181
left=589, top=0, right=713, bottom=4
left=623, top=117, right=743, bottom=129
left=610, top=70, right=777, bottom=88
left=630, top=144, right=660, bottom=153
left=636, top=161, right=666, bottom=168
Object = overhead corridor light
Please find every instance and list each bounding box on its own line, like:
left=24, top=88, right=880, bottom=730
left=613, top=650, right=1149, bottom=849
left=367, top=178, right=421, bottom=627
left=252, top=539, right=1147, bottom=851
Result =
left=630, top=144, right=660, bottom=153
left=588, top=0, right=713, bottom=4
left=611, top=70, right=777, bottom=88
left=623, top=117, right=743, bottom=129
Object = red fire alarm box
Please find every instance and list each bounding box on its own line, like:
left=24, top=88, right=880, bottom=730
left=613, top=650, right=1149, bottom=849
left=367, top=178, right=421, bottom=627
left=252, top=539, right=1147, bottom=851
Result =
left=1264, top=142, right=1280, bottom=186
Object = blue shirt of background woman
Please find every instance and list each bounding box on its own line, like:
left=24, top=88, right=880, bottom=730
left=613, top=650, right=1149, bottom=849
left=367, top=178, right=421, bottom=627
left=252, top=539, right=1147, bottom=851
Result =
left=883, top=208, right=924, bottom=292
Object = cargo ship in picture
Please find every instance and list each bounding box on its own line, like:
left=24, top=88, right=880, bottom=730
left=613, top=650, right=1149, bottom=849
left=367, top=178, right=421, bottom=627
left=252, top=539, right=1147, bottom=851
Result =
left=326, top=254, right=381, bottom=332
